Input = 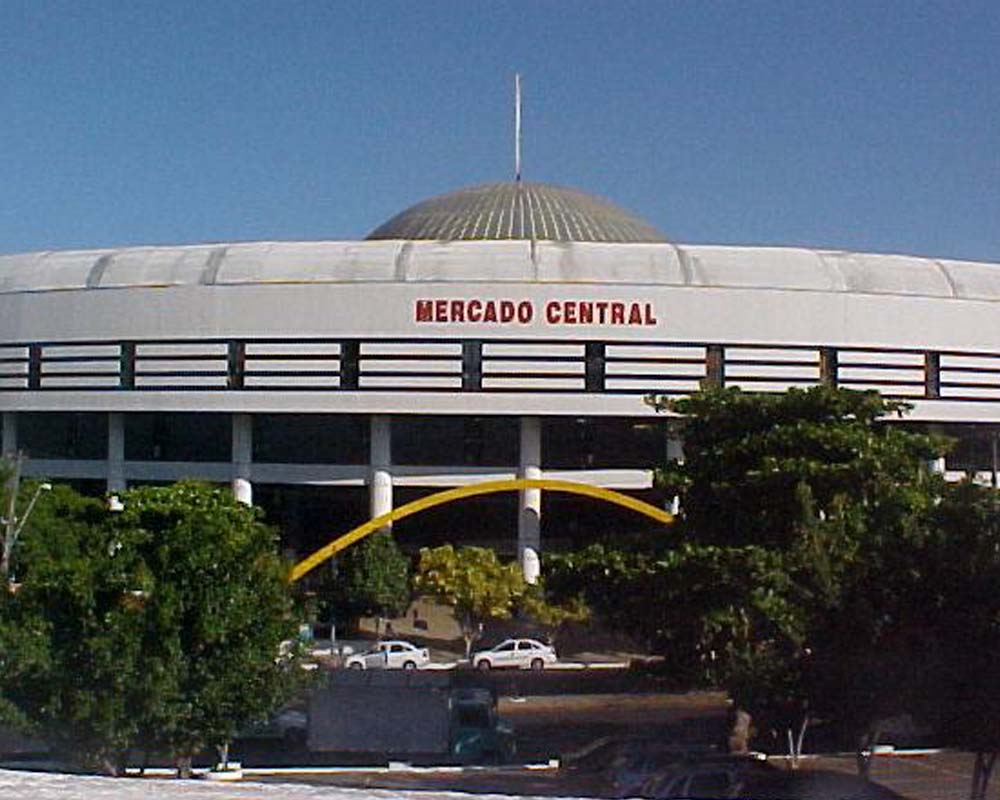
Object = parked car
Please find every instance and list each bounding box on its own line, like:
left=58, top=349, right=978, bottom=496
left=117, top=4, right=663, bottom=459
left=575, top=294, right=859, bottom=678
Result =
left=471, top=638, right=557, bottom=670
left=344, top=639, right=430, bottom=670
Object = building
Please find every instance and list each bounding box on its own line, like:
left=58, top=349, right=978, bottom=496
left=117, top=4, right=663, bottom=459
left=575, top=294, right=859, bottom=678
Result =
left=2, top=181, right=999, bottom=564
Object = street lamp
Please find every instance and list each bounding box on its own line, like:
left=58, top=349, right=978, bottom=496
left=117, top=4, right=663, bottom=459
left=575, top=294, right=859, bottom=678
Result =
left=1, top=473, right=52, bottom=582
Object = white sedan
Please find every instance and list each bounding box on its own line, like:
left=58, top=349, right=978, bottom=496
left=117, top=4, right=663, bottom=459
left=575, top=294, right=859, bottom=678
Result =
left=344, top=639, right=430, bottom=670
left=472, top=638, right=557, bottom=671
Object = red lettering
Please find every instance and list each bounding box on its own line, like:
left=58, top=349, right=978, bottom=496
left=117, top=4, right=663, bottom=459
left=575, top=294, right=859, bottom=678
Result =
left=417, top=298, right=653, bottom=326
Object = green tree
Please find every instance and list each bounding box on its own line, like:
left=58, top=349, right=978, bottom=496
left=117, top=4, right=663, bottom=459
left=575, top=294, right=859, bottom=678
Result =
left=551, top=388, right=947, bottom=767
left=0, top=481, right=302, bottom=776
left=414, top=544, right=526, bottom=658
left=653, top=388, right=946, bottom=767
left=546, top=540, right=810, bottom=750
left=517, top=580, right=590, bottom=649
left=548, top=388, right=1000, bottom=784
left=916, top=480, right=1000, bottom=799
left=651, top=387, right=941, bottom=549
left=0, top=484, right=135, bottom=772
left=324, top=529, right=410, bottom=635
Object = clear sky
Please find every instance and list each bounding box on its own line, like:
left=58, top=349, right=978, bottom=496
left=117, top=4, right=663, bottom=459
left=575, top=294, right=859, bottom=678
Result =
left=1, top=1, right=998, bottom=261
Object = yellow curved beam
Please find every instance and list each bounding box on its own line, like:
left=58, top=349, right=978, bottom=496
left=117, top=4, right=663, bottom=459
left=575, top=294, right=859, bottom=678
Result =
left=290, top=478, right=672, bottom=582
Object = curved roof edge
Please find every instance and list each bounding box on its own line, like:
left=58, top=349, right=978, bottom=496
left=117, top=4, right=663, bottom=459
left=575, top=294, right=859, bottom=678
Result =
left=0, top=240, right=998, bottom=302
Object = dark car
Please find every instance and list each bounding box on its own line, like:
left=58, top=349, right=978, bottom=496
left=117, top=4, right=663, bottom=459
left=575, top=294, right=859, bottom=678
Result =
left=594, top=739, right=905, bottom=800
left=741, top=767, right=906, bottom=800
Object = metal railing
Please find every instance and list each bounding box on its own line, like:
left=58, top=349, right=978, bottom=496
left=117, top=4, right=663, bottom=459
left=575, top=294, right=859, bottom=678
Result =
left=1, top=336, right=998, bottom=402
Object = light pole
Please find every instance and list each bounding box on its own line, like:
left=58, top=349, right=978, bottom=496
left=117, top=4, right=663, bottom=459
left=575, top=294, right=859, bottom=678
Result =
left=1, top=451, right=52, bottom=583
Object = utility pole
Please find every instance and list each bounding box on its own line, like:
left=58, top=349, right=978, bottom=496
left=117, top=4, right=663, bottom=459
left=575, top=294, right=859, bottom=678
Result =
left=2, top=451, right=23, bottom=581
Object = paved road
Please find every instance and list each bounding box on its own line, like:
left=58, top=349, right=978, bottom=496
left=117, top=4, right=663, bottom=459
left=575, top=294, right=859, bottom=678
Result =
left=0, top=769, right=558, bottom=799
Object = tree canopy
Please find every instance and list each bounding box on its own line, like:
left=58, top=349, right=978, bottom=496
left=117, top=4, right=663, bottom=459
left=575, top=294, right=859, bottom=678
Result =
left=916, top=480, right=1000, bottom=798
left=551, top=387, right=956, bottom=766
left=0, top=481, right=302, bottom=776
left=652, top=387, right=942, bottom=549
left=414, top=544, right=525, bottom=658
left=323, top=529, right=410, bottom=634
left=413, top=544, right=587, bottom=658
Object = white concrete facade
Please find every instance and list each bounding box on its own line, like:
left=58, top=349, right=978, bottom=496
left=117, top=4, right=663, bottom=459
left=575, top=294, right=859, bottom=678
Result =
left=2, top=237, right=1000, bottom=561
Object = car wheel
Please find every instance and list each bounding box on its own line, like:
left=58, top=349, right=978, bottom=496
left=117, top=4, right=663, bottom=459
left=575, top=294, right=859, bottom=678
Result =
left=403, top=660, right=416, bottom=670
left=476, top=659, right=492, bottom=671
left=349, top=662, right=364, bottom=670
left=530, top=658, right=544, bottom=671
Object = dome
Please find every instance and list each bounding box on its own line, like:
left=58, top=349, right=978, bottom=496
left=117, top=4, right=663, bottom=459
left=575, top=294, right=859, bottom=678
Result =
left=366, top=181, right=667, bottom=243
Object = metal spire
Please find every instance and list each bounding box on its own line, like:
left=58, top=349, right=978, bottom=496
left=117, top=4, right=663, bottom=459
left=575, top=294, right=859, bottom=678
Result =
left=514, top=73, right=522, bottom=183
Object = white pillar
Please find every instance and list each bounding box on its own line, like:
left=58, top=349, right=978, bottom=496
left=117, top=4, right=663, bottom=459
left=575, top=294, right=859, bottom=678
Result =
left=232, top=413, right=253, bottom=506
left=1, top=412, right=16, bottom=461
left=107, top=412, right=126, bottom=493
left=926, top=425, right=947, bottom=477
left=369, top=415, right=392, bottom=530
left=518, top=416, right=541, bottom=578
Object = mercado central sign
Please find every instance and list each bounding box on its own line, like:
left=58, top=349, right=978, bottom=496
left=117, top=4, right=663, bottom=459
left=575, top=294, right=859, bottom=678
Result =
left=414, top=298, right=658, bottom=327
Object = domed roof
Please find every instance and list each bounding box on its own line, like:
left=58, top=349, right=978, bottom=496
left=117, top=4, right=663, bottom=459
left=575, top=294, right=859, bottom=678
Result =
left=366, top=181, right=667, bottom=243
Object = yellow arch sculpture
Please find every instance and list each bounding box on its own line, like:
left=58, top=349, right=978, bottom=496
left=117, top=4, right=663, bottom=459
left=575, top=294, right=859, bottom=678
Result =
left=290, top=478, right=673, bottom=582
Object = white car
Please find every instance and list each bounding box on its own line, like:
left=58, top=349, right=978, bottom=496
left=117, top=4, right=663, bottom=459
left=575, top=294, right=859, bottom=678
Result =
left=344, top=639, right=430, bottom=670
left=472, top=638, right=557, bottom=671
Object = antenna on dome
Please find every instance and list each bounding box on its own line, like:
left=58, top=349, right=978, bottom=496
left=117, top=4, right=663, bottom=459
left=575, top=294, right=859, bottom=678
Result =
left=514, top=73, right=522, bottom=183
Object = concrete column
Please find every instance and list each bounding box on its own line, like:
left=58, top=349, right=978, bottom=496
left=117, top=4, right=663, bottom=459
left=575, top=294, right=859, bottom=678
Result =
left=926, top=424, right=947, bottom=477
left=232, top=413, right=253, bottom=506
left=1, top=412, right=16, bottom=461
left=107, top=412, right=126, bottom=493
left=518, top=416, right=542, bottom=579
left=369, top=415, right=392, bottom=530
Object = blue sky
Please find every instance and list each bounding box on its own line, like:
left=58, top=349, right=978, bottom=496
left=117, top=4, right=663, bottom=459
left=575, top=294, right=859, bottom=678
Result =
left=1, top=1, right=998, bottom=261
